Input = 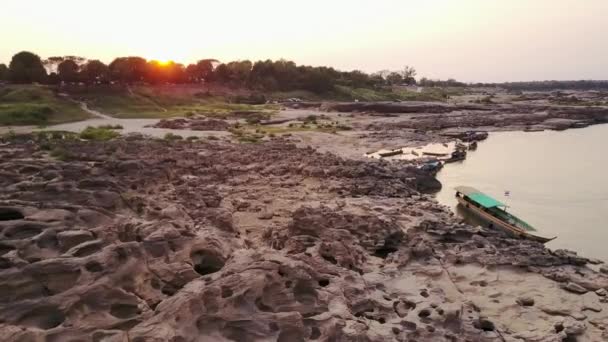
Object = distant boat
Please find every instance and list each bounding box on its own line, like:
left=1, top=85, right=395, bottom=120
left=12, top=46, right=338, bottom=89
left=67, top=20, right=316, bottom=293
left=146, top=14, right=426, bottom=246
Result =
left=454, top=186, right=556, bottom=243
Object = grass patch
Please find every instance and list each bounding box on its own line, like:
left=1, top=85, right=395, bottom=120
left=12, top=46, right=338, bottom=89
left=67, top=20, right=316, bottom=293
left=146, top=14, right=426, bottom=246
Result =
left=331, top=86, right=457, bottom=102
left=50, top=147, right=71, bottom=161
left=79, top=126, right=120, bottom=141
left=65, top=84, right=279, bottom=119
left=0, top=85, right=90, bottom=125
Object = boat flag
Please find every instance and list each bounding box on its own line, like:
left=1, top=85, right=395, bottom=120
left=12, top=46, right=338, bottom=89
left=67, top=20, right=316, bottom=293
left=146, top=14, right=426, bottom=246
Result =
left=504, top=190, right=510, bottom=197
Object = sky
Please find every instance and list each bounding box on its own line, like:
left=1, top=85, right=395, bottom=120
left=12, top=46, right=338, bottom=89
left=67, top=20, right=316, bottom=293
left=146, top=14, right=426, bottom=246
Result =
left=1, top=0, right=607, bottom=82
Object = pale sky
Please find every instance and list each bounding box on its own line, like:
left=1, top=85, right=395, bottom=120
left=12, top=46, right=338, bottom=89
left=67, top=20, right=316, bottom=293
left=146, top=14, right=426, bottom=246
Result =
left=1, top=0, right=606, bottom=82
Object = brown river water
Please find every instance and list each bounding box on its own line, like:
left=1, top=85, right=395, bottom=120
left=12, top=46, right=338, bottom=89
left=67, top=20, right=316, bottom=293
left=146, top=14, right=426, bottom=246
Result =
left=435, top=124, right=608, bottom=261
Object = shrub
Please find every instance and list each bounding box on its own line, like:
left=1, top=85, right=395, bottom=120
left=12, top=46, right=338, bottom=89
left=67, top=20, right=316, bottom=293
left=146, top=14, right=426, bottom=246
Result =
left=79, top=126, right=120, bottom=141
left=50, top=147, right=70, bottom=160
left=163, top=132, right=183, bottom=141
left=97, top=124, right=123, bottom=130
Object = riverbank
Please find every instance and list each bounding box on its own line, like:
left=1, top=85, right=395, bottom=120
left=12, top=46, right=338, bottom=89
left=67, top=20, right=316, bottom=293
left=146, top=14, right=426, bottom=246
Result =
left=1, top=128, right=607, bottom=341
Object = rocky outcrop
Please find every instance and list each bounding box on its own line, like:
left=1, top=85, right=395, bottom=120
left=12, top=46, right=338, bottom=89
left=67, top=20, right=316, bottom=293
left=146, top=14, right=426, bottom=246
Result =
left=154, top=118, right=231, bottom=131
left=0, top=134, right=607, bottom=341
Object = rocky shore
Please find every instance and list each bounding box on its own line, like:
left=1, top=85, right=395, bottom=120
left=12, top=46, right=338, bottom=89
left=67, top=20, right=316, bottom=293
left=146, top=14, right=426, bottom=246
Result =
left=1, top=132, right=607, bottom=341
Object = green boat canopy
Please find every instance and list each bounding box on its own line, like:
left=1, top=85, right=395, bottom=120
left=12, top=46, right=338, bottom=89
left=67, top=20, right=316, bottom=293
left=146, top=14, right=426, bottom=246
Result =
left=455, top=186, right=506, bottom=208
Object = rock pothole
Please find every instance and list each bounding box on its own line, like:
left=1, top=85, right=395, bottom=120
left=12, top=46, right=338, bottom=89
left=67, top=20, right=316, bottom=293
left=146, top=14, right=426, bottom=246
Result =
left=110, top=303, right=141, bottom=319
left=17, top=306, right=65, bottom=330
left=4, top=223, right=46, bottom=240
left=0, top=208, right=24, bottom=221
left=190, top=250, right=225, bottom=276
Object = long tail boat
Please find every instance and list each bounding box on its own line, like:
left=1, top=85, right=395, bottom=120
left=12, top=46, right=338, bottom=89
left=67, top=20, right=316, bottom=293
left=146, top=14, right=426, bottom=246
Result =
left=455, top=186, right=556, bottom=243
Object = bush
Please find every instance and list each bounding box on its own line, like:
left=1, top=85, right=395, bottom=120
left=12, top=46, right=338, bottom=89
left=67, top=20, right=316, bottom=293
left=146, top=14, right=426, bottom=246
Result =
left=186, top=136, right=199, bottom=141
left=50, top=147, right=70, bottom=160
left=163, top=132, right=183, bottom=141
left=97, top=124, right=123, bottom=130
left=79, top=126, right=120, bottom=141
left=0, top=104, right=53, bottom=125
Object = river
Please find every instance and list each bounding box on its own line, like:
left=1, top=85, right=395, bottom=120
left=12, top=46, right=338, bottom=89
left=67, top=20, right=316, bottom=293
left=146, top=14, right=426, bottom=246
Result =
left=435, top=124, right=608, bottom=261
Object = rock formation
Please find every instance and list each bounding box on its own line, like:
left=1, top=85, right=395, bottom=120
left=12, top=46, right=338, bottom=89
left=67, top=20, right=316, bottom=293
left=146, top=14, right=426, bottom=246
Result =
left=0, top=134, right=607, bottom=341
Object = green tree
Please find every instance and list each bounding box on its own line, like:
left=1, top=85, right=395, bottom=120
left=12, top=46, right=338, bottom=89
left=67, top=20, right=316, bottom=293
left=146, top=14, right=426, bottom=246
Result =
left=57, top=59, right=80, bottom=83
left=0, top=64, right=8, bottom=81
left=8, top=51, right=47, bottom=83
left=81, top=60, right=109, bottom=83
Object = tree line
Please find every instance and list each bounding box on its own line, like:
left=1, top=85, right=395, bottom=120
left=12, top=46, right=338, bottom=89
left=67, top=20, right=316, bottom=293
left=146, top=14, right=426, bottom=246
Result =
left=0, top=51, right=422, bottom=94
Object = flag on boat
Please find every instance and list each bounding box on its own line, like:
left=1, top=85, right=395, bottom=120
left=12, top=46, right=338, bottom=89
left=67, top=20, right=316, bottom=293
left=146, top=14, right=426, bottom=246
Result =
left=504, top=190, right=510, bottom=197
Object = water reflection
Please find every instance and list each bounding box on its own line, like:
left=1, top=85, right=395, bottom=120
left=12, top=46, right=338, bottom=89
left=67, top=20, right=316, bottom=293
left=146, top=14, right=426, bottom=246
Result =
left=435, top=124, right=608, bottom=261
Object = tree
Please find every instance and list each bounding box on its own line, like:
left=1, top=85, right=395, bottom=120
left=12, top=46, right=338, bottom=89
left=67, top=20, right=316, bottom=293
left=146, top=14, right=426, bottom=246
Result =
left=196, top=59, right=216, bottom=82
left=145, top=60, right=187, bottom=84
left=386, top=72, right=403, bottom=85
left=108, top=57, right=148, bottom=83
left=81, top=60, right=109, bottom=83
left=0, top=64, right=8, bottom=81
left=401, top=65, right=417, bottom=85
left=8, top=51, right=47, bottom=83
left=213, top=63, right=231, bottom=84
left=57, top=59, right=80, bottom=83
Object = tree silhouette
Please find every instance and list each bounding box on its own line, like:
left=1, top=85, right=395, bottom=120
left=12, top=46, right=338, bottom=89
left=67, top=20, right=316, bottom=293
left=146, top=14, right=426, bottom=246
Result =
left=8, top=51, right=47, bottom=83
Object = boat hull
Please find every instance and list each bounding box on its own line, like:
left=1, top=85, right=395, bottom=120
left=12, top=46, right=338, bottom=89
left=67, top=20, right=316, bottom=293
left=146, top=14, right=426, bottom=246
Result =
left=456, top=196, right=555, bottom=243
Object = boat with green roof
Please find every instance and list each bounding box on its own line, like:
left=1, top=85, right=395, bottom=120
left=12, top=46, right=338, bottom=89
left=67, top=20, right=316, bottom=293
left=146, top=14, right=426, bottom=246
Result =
left=455, top=186, right=556, bottom=243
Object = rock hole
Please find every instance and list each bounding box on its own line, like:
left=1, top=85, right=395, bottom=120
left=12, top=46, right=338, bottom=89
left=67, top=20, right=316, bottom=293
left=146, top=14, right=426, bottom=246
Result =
left=374, top=246, right=398, bottom=259
left=392, top=327, right=400, bottom=335
left=420, top=290, right=429, bottom=298
left=0, top=244, right=15, bottom=256
left=110, top=303, right=141, bottom=319
left=0, top=258, right=11, bottom=269
left=426, top=325, right=436, bottom=332
left=285, top=280, right=292, bottom=288
left=378, top=317, right=386, bottom=324
left=277, top=329, right=305, bottom=342
left=402, top=320, right=417, bottom=331
left=293, top=280, right=317, bottom=305
left=36, top=234, right=58, bottom=249
left=190, top=250, right=225, bottom=276
left=162, top=284, right=178, bottom=296
left=418, top=309, right=431, bottom=318
left=5, top=223, right=44, bottom=239
left=18, top=306, right=65, bottom=330
left=268, top=322, right=279, bottom=332
left=221, top=286, right=233, bottom=298
left=310, top=326, right=321, bottom=339
left=255, top=297, right=273, bottom=312
left=555, top=322, right=564, bottom=333
left=85, top=261, right=103, bottom=273
left=474, top=318, right=495, bottom=332
left=321, top=254, right=337, bottom=265
left=0, top=208, right=24, bottom=221
left=318, top=279, right=329, bottom=287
